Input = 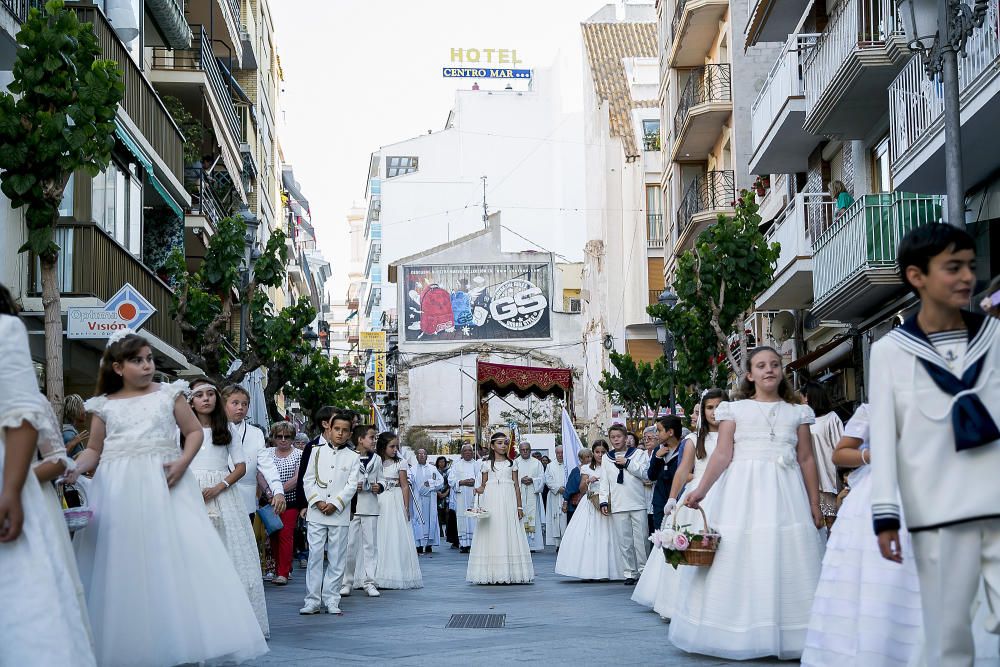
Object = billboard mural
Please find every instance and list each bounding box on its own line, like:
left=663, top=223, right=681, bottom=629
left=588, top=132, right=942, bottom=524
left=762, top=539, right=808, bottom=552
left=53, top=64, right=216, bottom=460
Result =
left=402, top=263, right=551, bottom=341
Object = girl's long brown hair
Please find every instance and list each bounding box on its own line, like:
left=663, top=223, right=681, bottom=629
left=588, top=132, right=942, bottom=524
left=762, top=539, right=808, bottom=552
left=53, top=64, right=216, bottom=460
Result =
left=695, top=389, right=729, bottom=460
left=736, top=346, right=798, bottom=404
left=96, top=334, right=151, bottom=395
left=189, top=377, right=232, bottom=446
left=590, top=439, right=609, bottom=469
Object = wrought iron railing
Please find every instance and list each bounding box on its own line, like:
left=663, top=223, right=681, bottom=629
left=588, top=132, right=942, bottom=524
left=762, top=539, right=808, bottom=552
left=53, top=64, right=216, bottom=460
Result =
left=184, top=168, right=224, bottom=230
left=646, top=213, right=664, bottom=248
left=671, top=0, right=688, bottom=44
left=676, top=170, right=735, bottom=236
left=674, top=64, right=731, bottom=138
left=1, top=0, right=43, bottom=22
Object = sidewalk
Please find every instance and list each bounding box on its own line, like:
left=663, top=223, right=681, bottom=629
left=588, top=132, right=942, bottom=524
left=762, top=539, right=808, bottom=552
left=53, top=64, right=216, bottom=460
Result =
left=253, top=544, right=783, bottom=665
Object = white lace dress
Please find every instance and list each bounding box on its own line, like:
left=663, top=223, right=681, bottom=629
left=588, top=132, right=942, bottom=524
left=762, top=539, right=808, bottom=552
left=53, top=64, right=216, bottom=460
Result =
left=374, top=458, right=423, bottom=589
left=466, top=459, right=535, bottom=584
left=0, top=314, right=96, bottom=666
left=73, top=381, right=268, bottom=666
left=668, top=400, right=826, bottom=661
left=189, top=426, right=269, bottom=637
left=555, top=463, right=624, bottom=580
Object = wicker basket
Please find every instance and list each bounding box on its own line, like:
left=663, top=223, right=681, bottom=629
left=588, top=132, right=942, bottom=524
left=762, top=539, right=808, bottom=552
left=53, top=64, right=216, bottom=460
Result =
left=670, top=505, right=720, bottom=567
left=61, top=482, right=93, bottom=532
left=464, top=495, right=490, bottom=520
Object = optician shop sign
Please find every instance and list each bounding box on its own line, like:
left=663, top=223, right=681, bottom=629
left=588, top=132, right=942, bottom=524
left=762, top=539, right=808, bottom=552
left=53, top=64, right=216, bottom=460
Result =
left=67, top=283, right=156, bottom=339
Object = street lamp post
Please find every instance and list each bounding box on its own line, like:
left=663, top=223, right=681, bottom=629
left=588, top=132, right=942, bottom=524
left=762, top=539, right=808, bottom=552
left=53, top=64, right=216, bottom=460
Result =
left=238, top=205, right=260, bottom=354
left=655, top=289, right=679, bottom=415
left=895, top=0, right=990, bottom=228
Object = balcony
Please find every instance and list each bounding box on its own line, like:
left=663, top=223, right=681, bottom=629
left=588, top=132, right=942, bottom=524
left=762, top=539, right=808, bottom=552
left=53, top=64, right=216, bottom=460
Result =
left=802, top=0, right=909, bottom=138
left=29, top=223, right=182, bottom=349
left=672, top=64, right=732, bottom=162
left=72, top=5, right=185, bottom=186
left=647, top=213, right=665, bottom=249
left=811, top=192, right=944, bottom=321
left=756, top=193, right=833, bottom=310
left=745, top=0, right=811, bottom=48
left=675, top=170, right=735, bottom=250
left=889, top=0, right=1000, bottom=194
left=184, top=0, right=243, bottom=69
left=749, top=35, right=822, bottom=175
left=668, top=0, right=729, bottom=67
left=365, top=287, right=382, bottom=316
left=364, top=196, right=381, bottom=239
left=2, top=0, right=42, bottom=23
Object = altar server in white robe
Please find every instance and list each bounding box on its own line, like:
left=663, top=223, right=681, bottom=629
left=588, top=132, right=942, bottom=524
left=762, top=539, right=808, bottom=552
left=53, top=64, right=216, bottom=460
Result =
left=451, top=444, right=481, bottom=553
left=544, top=445, right=567, bottom=548
left=516, top=442, right=546, bottom=552
left=409, top=449, right=443, bottom=552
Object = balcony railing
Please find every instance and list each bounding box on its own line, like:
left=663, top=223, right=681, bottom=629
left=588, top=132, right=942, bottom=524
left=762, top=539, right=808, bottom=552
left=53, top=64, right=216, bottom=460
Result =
left=677, top=170, right=736, bottom=236
left=803, top=0, right=903, bottom=114
left=152, top=25, right=240, bottom=142
left=647, top=213, right=664, bottom=248
left=29, top=223, right=182, bottom=349
left=71, top=5, right=185, bottom=184
left=671, top=0, right=688, bottom=43
left=812, top=192, right=944, bottom=308
left=1, top=0, right=42, bottom=22
left=889, top=0, right=1000, bottom=168
left=751, top=34, right=819, bottom=152
left=184, top=168, right=224, bottom=229
left=674, top=64, right=731, bottom=139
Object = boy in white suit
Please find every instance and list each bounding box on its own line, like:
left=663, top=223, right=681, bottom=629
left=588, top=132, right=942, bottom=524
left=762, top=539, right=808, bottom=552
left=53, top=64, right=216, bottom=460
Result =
left=871, top=223, right=1000, bottom=667
left=599, top=424, right=651, bottom=584
left=341, top=423, right=384, bottom=598
left=301, top=412, right=361, bottom=615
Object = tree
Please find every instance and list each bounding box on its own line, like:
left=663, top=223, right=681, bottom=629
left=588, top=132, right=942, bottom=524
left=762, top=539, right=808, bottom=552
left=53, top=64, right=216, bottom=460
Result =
left=599, top=352, right=672, bottom=423
left=0, top=0, right=123, bottom=417
left=648, top=190, right=780, bottom=410
left=283, top=350, right=364, bottom=428
left=404, top=426, right=435, bottom=453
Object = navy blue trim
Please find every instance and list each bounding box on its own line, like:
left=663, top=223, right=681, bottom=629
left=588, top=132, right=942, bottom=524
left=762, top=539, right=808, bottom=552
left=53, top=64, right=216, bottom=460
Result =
left=908, top=513, right=1000, bottom=533
left=874, top=517, right=901, bottom=534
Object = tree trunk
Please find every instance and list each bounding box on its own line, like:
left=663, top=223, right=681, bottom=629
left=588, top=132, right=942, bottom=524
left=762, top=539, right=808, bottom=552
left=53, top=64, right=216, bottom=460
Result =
left=40, top=254, right=65, bottom=423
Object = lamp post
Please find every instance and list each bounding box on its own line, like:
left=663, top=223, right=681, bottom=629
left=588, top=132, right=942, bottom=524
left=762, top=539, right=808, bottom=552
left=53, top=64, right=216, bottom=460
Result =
left=655, top=289, right=679, bottom=415
left=895, top=0, right=989, bottom=228
left=238, top=205, right=260, bottom=354
left=303, top=325, right=319, bottom=350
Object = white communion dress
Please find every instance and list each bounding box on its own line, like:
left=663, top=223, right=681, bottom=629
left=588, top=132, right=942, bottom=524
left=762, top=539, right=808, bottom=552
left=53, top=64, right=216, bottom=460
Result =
left=0, top=314, right=96, bottom=666
left=555, top=462, right=625, bottom=581
left=372, top=458, right=423, bottom=589
left=632, top=432, right=719, bottom=613
left=466, top=459, right=535, bottom=584
left=74, top=381, right=267, bottom=666
left=668, top=400, right=825, bottom=661
left=189, top=426, right=269, bottom=637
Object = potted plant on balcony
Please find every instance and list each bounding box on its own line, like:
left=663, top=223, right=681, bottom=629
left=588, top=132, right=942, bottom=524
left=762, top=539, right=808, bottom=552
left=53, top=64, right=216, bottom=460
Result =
left=753, top=176, right=768, bottom=198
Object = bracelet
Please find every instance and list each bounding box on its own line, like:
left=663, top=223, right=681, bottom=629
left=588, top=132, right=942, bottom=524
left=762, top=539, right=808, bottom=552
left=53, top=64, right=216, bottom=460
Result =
left=221, top=479, right=230, bottom=488
left=517, top=506, right=523, bottom=510
left=861, top=449, right=870, bottom=465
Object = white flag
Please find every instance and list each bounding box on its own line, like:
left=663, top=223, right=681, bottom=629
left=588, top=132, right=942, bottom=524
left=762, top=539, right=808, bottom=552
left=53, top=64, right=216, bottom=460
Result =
left=561, top=408, right=582, bottom=472
left=371, top=398, right=390, bottom=433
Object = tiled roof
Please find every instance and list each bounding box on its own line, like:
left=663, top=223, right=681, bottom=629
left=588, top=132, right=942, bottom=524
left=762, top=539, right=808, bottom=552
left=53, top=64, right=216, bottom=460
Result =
left=582, top=21, right=658, bottom=158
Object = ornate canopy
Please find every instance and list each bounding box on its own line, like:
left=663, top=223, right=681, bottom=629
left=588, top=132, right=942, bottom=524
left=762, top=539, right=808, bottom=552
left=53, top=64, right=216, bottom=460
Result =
left=476, top=361, right=573, bottom=401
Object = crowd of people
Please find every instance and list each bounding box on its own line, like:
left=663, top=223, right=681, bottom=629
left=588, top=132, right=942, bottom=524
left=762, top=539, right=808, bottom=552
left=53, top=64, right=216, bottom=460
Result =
left=2, top=221, right=999, bottom=666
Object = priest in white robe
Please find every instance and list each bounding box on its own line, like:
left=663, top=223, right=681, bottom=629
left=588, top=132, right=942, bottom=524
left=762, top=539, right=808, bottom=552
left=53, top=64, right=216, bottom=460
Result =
left=544, top=445, right=567, bottom=548
left=516, top=441, right=545, bottom=552
left=409, top=448, right=443, bottom=553
left=450, top=444, right=481, bottom=553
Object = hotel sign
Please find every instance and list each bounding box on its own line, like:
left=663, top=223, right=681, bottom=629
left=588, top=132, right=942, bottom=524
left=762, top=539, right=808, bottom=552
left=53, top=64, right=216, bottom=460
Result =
left=449, top=48, right=524, bottom=65
left=445, top=48, right=530, bottom=80
left=443, top=68, right=531, bottom=79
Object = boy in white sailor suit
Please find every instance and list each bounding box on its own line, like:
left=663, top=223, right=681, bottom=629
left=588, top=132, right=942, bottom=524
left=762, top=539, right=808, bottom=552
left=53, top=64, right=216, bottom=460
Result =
left=599, top=423, right=651, bottom=584
left=871, top=223, right=1000, bottom=667
left=300, top=411, right=361, bottom=615
left=341, top=423, right=384, bottom=598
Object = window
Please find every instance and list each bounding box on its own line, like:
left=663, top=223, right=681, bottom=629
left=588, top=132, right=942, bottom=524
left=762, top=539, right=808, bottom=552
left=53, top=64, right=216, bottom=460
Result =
left=386, top=156, right=419, bottom=178
left=871, top=135, right=892, bottom=193
left=642, top=119, right=661, bottom=151
left=91, top=160, right=142, bottom=256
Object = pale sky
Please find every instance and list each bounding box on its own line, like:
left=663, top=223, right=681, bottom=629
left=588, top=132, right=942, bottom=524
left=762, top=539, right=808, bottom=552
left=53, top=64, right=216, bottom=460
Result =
left=272, top=0, right=613, bottom=299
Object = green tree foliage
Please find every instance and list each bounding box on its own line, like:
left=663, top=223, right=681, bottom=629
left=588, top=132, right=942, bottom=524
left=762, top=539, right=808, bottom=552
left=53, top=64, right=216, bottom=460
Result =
left=599, top=352, right=673, bottom=421
left=161, top=95, right=206, bottom=167
left=283, top=349, right=364, bottom=429
left=0, top=0, right=123, bottom=416
left=648, top=191, right=780, bottom=411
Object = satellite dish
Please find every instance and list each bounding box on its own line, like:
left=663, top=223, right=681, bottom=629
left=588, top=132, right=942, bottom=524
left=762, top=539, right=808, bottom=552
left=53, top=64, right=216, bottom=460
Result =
left=803, top=310, right=820, bottom=331
left=770, top=311, right=795, bottom=345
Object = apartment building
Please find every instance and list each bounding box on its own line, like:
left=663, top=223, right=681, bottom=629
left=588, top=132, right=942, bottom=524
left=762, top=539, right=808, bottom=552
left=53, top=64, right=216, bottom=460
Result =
left=745, top=0, right=999, bottom=405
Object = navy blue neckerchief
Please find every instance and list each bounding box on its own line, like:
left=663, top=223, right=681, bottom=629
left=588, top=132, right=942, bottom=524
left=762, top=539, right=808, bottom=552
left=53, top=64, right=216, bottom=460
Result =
left=889, top=312, right=999, bottom=451
left=608, top=446, right=638, bottom=484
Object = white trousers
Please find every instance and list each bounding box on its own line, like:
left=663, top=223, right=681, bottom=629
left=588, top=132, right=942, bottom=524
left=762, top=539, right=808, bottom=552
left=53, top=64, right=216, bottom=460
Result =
left=304, top=522, right=349, bottom=611
left=613, top=509, right=649, bottom=579
left=342, top=514, right=378, bottom=589
left=911, top=518, right=1000, bottom=667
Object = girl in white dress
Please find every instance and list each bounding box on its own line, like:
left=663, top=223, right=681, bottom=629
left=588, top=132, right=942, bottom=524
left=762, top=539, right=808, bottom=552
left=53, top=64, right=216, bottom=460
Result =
left=188, top=378, right=269, bottom=637
left=66, top=332, right=267, bottom=666
left=633, top=391, right=728, bottom=615
left=467, top=432, right=534, bottom=585
left=373, top=432, right=423, bottom=589
left=670, top=347, right=825, bottom=660
left=0, top=306, right=96, bottom=666
left=802, top=381, right=844, bottom=520
left=556, top=441, right=625, bottom=581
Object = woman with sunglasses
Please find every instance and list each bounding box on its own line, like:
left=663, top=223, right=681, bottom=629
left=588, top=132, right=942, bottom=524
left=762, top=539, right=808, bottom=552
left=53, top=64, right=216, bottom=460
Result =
left=267, top=421, right=302, bottom=585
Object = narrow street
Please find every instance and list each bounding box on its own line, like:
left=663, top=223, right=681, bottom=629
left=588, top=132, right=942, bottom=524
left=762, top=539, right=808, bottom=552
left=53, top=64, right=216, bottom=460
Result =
left=254, top=546, right=783, bottom=666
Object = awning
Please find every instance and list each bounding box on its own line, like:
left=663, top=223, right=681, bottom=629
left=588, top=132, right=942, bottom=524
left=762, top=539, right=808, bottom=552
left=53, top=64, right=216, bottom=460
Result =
left=146, top=0, right=192, bottom=50
left=476, top=361, right=573, bottom=401
left=787, top=333, right=853, bottom=373
left=115, top=124, right=184, bottom=220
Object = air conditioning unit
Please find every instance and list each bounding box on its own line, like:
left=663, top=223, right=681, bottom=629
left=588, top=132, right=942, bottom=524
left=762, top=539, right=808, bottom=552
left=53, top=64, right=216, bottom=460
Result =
left=568, top=298, right=582, bottom=313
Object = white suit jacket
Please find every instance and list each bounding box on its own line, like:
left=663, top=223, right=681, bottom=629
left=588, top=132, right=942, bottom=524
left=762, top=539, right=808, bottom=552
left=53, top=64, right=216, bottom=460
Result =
left=303, top=444, right=360, bottom=527
left=598, top=447, right=650, bottom=513
left=229, top=421, right=283, bottom=515
left=354, top=453, right=385, bottom=516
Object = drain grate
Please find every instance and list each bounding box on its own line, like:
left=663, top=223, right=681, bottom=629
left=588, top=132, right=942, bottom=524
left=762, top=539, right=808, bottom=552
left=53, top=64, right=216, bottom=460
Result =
left=446, top=613, right=506, bottom=629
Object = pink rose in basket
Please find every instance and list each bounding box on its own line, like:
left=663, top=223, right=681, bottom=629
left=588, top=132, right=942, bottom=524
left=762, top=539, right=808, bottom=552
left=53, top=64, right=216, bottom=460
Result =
left=672, top=533, right=690, bottom=551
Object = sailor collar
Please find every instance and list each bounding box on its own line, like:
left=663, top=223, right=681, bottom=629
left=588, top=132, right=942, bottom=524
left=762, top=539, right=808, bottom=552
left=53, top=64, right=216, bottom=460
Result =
left=887, top=311, right=995, bottom=377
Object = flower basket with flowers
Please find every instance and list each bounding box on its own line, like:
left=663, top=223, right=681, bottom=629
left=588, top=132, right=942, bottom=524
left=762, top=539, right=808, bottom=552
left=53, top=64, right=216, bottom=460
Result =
left=649, top=505, right=720, bottom=568
left=464, top=494, right=490, bottom=520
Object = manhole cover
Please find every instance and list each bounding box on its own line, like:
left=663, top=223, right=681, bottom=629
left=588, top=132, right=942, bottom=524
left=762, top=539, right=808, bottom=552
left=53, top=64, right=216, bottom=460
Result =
left=446, top=613, right=506, bottom=629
